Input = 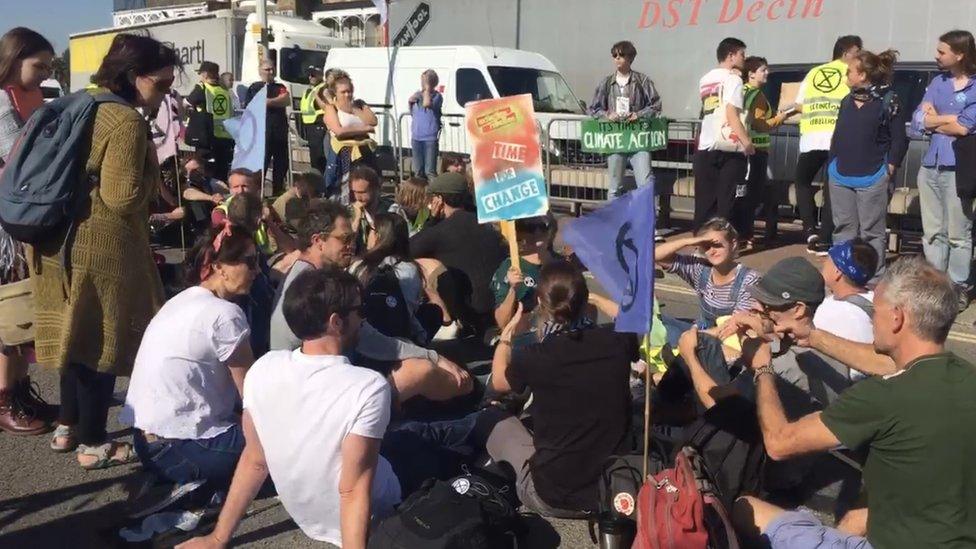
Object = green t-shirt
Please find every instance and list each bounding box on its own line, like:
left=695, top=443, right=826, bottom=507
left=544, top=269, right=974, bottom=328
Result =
left=821, top=353, right=976, bottom=549
left=491, top=257, right=542, bottom=311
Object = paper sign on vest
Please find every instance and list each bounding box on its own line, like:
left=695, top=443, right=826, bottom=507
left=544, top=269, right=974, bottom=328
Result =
left=465, top=94, right=549, bottom=224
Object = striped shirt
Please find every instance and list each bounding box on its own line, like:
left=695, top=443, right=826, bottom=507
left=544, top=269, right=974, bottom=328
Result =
left=666, top=255, right=761, bottom=314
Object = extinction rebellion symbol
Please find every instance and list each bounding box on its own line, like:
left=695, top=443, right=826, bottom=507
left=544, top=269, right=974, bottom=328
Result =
left=812, top=67, right=842, bottom=93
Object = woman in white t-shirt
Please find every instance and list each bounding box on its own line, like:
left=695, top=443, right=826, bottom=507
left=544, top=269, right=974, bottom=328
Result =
left=121, top=224, right=257, bottom=497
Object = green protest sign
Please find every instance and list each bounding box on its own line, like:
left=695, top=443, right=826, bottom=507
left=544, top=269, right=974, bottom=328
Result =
left=581, top=117, right=669, bottom=154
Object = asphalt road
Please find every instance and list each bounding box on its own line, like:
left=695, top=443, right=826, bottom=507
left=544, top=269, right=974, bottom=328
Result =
left=2, top=247, right=975, bottom=548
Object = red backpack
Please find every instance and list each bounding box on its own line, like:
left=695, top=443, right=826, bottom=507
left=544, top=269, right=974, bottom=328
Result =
left=632, top=447, right=739, bottom=549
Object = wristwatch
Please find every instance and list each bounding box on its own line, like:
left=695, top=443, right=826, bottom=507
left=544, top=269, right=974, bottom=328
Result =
left=753, top=364, right=775, bottom=383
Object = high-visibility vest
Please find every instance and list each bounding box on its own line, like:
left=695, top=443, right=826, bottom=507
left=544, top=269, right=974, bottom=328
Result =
left=215, top=197, right=273, bottom=255
left=743, top=84, right=771, bottom=150
left=798, top=59, right=850, bottom=137
left=200, top=82, right=232, bottom=140
left=300, top=82, right=326, bottom=124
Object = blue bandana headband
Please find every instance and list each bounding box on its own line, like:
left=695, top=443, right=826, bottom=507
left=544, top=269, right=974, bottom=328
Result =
left=828, top=241, right=870, bottom=287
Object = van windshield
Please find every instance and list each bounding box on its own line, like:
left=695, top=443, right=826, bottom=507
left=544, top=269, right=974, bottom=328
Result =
left=487, top=66, right=583, bottom=114
left=280, top=47, right=329, bottom=85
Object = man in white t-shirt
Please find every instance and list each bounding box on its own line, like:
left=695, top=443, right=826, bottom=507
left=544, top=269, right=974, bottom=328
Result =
left=693, top=37, right=752, bottom=231
left=178, top=267, right=402, bottom=549
left=816, top=239, right=877, bottom=379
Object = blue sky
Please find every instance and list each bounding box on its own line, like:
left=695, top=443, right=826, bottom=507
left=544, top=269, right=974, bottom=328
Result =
left=1, top=0, right=114, bottom=54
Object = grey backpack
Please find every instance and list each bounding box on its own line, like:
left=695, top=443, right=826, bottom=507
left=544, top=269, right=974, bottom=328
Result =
left=0, top=90, right=127, bottom=244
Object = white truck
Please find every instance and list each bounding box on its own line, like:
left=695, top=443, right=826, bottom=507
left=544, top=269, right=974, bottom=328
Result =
left=323, top=45, right=588, bottom=161
left=69, top=9, right=346, bottom=104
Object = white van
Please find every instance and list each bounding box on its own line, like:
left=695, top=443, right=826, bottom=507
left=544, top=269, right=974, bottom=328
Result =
left=323, top=45, right=588, bottom=158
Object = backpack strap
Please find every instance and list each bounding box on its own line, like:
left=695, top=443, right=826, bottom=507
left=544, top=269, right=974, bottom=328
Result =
left=840, top=294, right=875, bottom=318
left=697, top=263, right=711, bottom=292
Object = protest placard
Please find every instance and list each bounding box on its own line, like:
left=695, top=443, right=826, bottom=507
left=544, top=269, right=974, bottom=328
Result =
left=580, top=117, right=669, bottom=154
left=465, top=94, right=549, bottom=225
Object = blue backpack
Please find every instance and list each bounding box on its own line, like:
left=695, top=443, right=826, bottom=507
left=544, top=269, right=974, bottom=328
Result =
left=0, top=90, right=127, bottom=244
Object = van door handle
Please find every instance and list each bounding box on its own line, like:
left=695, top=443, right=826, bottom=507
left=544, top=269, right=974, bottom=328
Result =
left=448, top=122, right=461, bottom=127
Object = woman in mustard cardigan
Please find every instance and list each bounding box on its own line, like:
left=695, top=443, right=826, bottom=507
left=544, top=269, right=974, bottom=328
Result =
left=32, top=34, right=180, bottom=469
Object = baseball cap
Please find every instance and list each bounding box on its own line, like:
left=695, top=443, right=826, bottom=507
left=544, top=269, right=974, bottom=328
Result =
left=197, top=61, right=219, bottom=75
left=749, top=257, right=825, bottom=307
left=428, top=172, right=469, bottom=195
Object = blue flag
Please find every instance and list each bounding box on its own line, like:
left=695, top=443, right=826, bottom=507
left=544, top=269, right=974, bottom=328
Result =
left=563, top=184, right=655, bottom=333
left=224, top=84, right=267, bottom=172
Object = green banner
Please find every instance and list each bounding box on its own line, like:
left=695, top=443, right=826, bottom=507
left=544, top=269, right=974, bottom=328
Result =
left=580, top=117, right=669, bottom=154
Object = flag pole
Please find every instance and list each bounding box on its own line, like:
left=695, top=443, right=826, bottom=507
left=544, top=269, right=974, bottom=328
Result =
left=642, top=181, right=656, bottom=480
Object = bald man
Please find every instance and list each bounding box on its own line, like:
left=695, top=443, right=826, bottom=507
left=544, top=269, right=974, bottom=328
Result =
left=246, top=60, right=291, bottom=196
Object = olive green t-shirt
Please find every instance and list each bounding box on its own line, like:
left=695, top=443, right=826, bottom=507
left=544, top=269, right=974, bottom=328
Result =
left=821, top=353, right=976, bottom=549
left=491, top=257, right=542, bottom=311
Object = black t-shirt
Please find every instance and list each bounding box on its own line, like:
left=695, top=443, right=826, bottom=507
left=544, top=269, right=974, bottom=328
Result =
left=186, top=84, right=205, bottom=108
left=507, top=326, right=638, bottom=511
left=410, top=210, right=505, bottom=318
left=246, top=81, right=289, bottom=138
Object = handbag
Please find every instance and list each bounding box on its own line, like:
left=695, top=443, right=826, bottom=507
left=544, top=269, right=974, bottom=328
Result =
left=184, top=109, right=214, bottom=150
left=709, top=81, right=748, bottom=154
left=0, top=277, right=34, bottom=346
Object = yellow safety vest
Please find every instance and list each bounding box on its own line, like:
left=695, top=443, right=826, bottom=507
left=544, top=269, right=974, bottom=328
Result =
left=200, top=82, right=232, bottom=140
left=743, top=84, right=771, bottom=150
left=799, top=59, right=850, bottom=137
left=300, top=82, right=326, bottom=125
left=215, top=197, right=273, bottom=255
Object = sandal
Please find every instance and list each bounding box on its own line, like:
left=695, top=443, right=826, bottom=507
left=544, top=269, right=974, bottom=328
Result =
left=77, top=441, right=138, bottom=470
left=50, top=424, right=77, bottom=453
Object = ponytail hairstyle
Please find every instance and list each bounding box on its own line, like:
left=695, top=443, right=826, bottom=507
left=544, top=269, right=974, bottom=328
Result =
left=185, top=223, right=255, bottom=286
left=536, top=261, right=588, bottom=326
left=856, top=49, right=899, bottom=86
left=940, top=30, right=976, bottom=76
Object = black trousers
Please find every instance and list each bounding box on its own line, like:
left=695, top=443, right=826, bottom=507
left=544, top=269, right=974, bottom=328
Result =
left=211, top=138, right=234, bottom=183
left=59, top=363, right=117, bottom=446
left=731, top=151, right=779, bottom=240
left=693, top=150, right=747, bottom=230
left=305, top=123, right=327, bottom=177
left=794, top=150, right=834, bottom=241
left=265, top=134, right=290, bottom=196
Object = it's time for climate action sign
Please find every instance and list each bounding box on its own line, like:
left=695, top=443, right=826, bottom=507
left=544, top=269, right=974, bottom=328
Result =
left=581, top=118, right=669, bottom=154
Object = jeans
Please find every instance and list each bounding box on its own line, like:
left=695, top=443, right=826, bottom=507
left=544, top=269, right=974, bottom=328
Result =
left=607, top=151, right=653, bottom=199
left=380, top=411, right=484, bottom=495
left=661, top=314, right=692, bottom=350
left=412, top=139, right=439, bottom=179
left=918, top=166, right=974, bottom=286
left=59, top=363, right=116, bottom=446
left=324, top=140, right=339, bottom=197
left=830, top=173, right=891, bottom=282
left=133, top=423, right=245, bottom=496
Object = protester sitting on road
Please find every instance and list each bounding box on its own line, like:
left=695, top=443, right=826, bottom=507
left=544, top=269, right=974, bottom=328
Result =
left=180, top=153, right=228, bottom=234
left=491, top=215, right=555, bottom=331
left=488, top=261, right=637, bottom=517
left=121, top=225, right=255, bottom=500
left=587, top=39, right=662, bottom=199
left=351, top=212, right=442, bottom=344
left=323, top=73, right=378, bottom=201
left=731, top=56, right=789, bottom=246
left=828, top=48, right=908, bottom=282
left=348, top=165, right=401, bottom=255
left=731, top=256, right=976, bottom=549
left=816, top=239, right=878, bottom=357
left=411, top=172, right=506, bottom=338
left=35, top=34, right=175, bottom=468
left=656, top=218, right=761, bottom=346
left=395, top=176, right=432, bottom=236
left=269, top=201, right=472, bottom=404
left=408, top=69, right=443, bottom=180
left=177, top=267, right=403, bottom=549
left=0, top=26, right=56, bottom=436
left=212, top=168, right=295, bottom=255
left=271, top=170, right=317, bottom=233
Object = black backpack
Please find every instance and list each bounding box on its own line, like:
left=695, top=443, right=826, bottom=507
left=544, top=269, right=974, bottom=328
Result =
left=362, top=263, right=413, bottom=340
left=678, top=396, right=766, bottom=510
left=369, top=470, right=521, bottom=549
